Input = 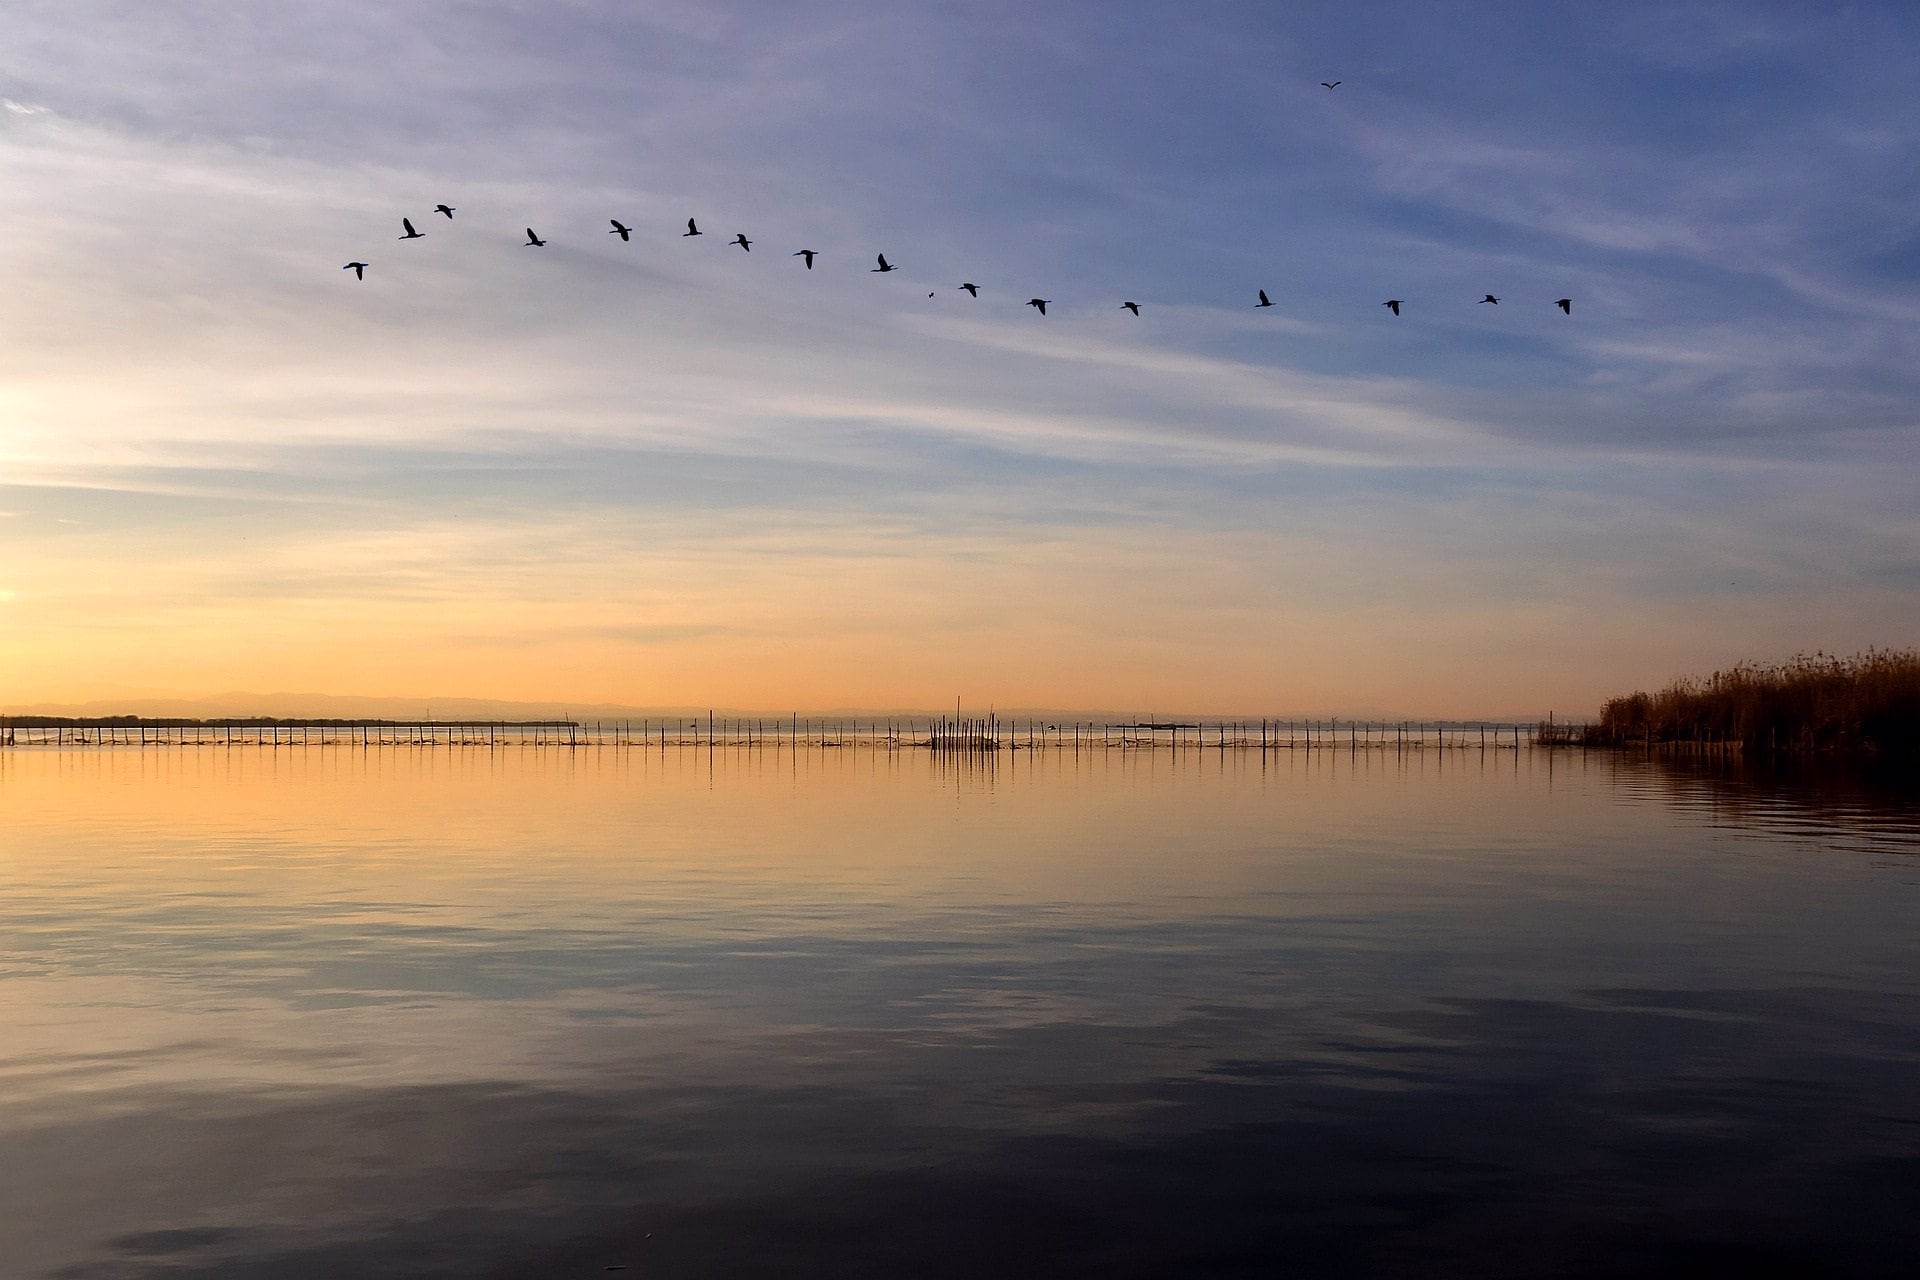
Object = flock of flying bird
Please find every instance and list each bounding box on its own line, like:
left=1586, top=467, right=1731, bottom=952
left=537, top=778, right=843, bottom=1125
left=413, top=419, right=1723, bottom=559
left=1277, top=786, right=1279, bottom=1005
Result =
left=340, top=80, right=1578, bottom=321
left=344, top=207, right=1576, bottom=319
left=344, top=205, right=1576, bottom=319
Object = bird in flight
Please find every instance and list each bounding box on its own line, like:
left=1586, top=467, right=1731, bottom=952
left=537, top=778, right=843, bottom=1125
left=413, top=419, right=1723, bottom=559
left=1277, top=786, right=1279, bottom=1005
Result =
left=793, top=249, right=816, bottom=268
left=1556, top=298, right=1572, bottom=314
left=1479, top=294, right=1500, bottom=304
left=731, top=233, right=751, bottom=252
left=1256, top=289, right=1274, bottom=307
left=1383, top=299, right=1402, bottom=316
left=1321, top=80, right=1342, bottom=89
left=1121, top=301, right=1140, bottom=315
left=343, top=262, right=368, bottom=280
left=433, top=204, right=455, bottom=219
left=683, top=218, right=702, bottom=237
left=399, top=217, right=423, bottom=240
left=959, top=282, right=979, bottom=297
left=610, top=220, right=632, bottom=241
left=872, top=253, right=896, bottom=272
left=1027, top=298, right=1051, bottom=316
left=524, top=228, right=547, bottom=246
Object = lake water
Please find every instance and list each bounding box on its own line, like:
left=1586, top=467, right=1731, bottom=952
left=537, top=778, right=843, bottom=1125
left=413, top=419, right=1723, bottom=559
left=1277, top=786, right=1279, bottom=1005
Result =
left=3, top=745, right=1917, bottom=1278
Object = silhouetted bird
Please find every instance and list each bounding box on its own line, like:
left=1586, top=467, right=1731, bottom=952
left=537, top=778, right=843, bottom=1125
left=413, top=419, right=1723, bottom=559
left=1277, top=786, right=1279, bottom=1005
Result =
left=732, top=233, right=751, bottom=252
left=399, top=217, right=423, bottom=240
left=525, top=228, right=547, bottom=246
left=793, top=249, right=816, bottom=268
left=434, top=204, right=455, bottom=218
left=1027, top=298, right=1051, bottom=315
left=1121, top=301, right=1140, bottom=315
left=960, top=282, right=979, bottom=297
left=1479, top=294, right=1499, bottom=304
left=1556, top=297, right=1572, bottom=314
left=683, top=218, right=702, bottom=237
left=1383, top=299, right=1402, bottom=315
left=872, top=253, right=896, bottom=272
left=610, top=220, right=632, bottom=241
left=1257, top=289, right=1274, bottom=307
left=343, top=262, right=367, bottom=280
left=1322, top=80, right=1342, bottom=89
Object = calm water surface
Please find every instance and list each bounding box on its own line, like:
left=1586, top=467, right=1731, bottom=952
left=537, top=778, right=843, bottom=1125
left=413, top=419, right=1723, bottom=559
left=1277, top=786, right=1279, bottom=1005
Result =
left=2, top=746, right=1917, bottom=1278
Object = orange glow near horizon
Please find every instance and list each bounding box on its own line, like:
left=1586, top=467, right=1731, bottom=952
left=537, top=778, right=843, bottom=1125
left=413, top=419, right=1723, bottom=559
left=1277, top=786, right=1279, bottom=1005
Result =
left=5, top=500, right=1914, bottom=717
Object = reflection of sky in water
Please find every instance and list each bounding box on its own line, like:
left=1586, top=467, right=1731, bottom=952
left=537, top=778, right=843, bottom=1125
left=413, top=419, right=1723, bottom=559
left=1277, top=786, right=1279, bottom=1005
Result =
left=1, top=748, right=1917, bottom=1277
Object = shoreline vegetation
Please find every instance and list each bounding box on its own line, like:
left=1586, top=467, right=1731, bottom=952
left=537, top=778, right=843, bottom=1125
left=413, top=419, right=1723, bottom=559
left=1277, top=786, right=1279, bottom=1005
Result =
left=1582, top=649, right=1920, bottom=759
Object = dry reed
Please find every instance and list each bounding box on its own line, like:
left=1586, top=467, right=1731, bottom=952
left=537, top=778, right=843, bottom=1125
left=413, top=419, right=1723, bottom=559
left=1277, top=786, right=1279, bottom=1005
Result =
left=1590, top=648, right=1920, bottom=756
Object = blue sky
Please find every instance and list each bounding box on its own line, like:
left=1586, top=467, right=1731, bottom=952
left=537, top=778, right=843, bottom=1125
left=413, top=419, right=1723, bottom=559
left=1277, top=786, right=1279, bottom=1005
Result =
left=0, top=1, right=1915, bottom=714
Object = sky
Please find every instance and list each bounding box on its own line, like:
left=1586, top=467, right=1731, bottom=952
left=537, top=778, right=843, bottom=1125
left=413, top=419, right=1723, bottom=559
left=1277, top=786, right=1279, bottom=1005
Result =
left=1, top=0, right=1916, bottom=717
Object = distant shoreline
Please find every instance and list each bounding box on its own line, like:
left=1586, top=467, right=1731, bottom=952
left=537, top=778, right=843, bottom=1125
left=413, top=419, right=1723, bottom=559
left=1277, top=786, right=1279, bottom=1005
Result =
left=0, top=716, right=1550, bottom=753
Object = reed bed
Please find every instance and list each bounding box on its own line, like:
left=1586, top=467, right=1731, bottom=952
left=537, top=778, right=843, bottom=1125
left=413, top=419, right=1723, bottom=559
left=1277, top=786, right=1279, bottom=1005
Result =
left=1588, top=649, right=1920, bottom=757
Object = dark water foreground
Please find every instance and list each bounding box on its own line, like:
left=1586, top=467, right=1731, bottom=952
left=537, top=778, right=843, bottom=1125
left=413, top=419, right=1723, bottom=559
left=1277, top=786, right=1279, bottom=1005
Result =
left=2, top=748, right=1916, bottom=1278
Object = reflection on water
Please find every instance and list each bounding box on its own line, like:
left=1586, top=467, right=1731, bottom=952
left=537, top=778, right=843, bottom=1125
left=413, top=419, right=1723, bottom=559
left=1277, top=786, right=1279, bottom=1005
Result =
left=2, top=747, right=1917, bottom=1278
left=1605, top=751, right=1920, bottom=863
